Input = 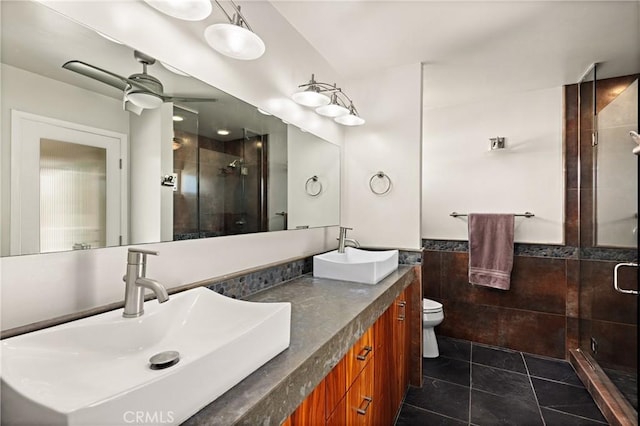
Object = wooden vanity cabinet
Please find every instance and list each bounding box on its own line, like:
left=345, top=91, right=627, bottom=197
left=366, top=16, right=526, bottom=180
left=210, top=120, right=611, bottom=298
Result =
left=285, top=277, right=419, bottom=426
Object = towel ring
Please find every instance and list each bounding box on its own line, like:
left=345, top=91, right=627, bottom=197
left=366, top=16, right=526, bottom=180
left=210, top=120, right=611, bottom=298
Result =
left=369, top=171, right=391, bottom=195
left=305, top=175, right=322, bottom=196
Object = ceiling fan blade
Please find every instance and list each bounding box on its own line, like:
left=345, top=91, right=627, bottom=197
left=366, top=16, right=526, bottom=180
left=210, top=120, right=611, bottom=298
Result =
left=62, top=60, right=130, bottom=91
left=162, top=95, right=218, bottom=103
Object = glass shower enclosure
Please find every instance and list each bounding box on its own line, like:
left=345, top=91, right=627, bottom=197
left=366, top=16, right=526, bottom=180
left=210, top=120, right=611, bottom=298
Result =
left=576, top=63, right=638, bottom=419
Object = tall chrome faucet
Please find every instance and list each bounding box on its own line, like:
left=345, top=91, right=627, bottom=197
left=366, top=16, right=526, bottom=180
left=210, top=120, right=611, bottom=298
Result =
left=337, top=226, right=361, bottom=253
left=123, top=248, right=169, bottom=318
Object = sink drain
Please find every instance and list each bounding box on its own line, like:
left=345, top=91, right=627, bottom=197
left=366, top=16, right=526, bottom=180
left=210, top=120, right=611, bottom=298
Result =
left=149, top=351, right=180, bottom=370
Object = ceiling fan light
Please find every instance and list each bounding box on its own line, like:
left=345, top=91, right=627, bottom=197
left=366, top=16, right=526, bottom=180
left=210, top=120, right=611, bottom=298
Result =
left=204, top=23, right=265, bottom=60
left=127, top=91, right=163, bottom=109
left=143, top=0, right=212, bottom=21
left=334, top=113, right=365, bottom=126
left=292, top=88, right=330, bottom=107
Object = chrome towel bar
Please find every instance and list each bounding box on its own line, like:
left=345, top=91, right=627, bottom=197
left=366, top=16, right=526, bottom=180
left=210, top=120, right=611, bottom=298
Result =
left=450, top=211, right=535, bottom=218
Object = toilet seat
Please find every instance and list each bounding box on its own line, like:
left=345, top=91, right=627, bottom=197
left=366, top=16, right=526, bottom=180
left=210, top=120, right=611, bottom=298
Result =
left=423, top=298, right=443, bottom=313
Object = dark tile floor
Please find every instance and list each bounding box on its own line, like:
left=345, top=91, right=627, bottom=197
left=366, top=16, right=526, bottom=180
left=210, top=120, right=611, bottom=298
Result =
left=396, top=336, right=609, bottom=425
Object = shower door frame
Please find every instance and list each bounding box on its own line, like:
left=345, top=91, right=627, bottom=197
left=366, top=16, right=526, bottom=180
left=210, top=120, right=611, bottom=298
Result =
left=570, top=65, right=639, bottom=425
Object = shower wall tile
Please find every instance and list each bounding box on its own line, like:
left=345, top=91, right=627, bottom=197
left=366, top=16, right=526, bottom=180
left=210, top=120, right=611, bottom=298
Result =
left=500, top=310, right=565, bottom=359
left=438, top=252, right=566, bottom=315
left=582, top=260, right=638, bottom=325
left=422, top=250, right=442, bottom=300
left=437, top=301, right=502, bottom=347
left=564, top=188, right=579, bottom=247
left=565, top=259, right=579, bottom=318
left=565, top=317, right=579, bottom=360
left=590, top=320, right=638, bottom=372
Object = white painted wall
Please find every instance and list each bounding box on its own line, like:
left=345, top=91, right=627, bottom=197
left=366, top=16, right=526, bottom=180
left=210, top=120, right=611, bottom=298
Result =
left=342, top=63, right=423, bottom=250
left=287, top=126, right=340, bottom=229
left=1, top=63, right=130, bottom=256
left=1, top=1, right=344, bottom=331
left=422, top=86, right=564, bottom=244
left=128, top=104, right=173, bottom=244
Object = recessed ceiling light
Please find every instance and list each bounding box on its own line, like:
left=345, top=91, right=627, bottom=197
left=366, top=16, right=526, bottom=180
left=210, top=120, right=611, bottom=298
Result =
left=173, top=115, right=184, bottom=122
left=217, top=129, right=231, bottom=136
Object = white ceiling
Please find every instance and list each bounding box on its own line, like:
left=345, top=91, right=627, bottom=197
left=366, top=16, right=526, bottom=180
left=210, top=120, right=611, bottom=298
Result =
left=271, top=1, right=640, bottom=109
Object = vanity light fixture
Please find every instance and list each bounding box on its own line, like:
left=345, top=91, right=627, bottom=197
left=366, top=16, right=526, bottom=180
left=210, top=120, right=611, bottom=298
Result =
left=204, top=0, right=265, bottom=60
left=143, top=0, right=212, bottom=21
left=292, top=74, right=365, bottom=126
left=291, top=74, right=330, bottom=107
left=173, top=115, right=184, bottom=122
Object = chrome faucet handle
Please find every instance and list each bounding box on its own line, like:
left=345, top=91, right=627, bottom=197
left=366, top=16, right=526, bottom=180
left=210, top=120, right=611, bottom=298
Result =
left=340, top=226, right=353, bottom=231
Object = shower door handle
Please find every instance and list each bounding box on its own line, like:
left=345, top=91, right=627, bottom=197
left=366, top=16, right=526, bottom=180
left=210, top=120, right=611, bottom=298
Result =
left=613, top=263, right=638, bottom=295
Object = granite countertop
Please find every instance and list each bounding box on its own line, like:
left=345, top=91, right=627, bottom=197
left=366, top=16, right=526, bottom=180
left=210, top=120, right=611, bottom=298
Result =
left=183, top=265, right=416, bottom=426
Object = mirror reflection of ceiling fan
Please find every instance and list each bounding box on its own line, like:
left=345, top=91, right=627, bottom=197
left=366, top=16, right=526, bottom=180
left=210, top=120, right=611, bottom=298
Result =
left=62, top=50, right=217, bottom=115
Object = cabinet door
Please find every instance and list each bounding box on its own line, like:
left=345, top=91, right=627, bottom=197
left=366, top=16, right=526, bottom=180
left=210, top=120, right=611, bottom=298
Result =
left=325, top=356, right=347, bottom=420
left=289, top=379, right=326, bottom=425
left=372, top=308, right=393, bottom=426
left=346, top=326, right=374, bottom=386
left=347, top=355, right=374, bottom=426
left=391, top=290, right=409, bottom=412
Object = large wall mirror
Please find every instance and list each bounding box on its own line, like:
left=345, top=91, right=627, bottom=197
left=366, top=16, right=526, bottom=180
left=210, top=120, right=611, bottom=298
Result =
left=1, top=0, right=340, bottom=257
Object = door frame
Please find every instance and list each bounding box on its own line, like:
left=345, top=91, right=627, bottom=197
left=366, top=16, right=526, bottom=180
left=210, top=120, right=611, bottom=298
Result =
left=10, top=110, right=128, bottom=255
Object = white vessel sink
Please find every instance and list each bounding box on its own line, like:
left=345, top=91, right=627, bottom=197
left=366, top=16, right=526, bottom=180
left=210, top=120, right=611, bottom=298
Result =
left=313, top=247, right=399, bottom=284
left=1, top=287, right=291, bottom=425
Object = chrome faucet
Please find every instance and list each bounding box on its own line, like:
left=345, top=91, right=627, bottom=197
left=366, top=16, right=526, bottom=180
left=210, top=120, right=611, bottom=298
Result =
left=337, top=226, right=361, bottom=253
left=123, top=248, right=169, bottom=318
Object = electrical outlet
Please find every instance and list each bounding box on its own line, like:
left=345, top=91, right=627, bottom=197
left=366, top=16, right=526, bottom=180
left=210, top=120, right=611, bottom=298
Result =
left=590, top=337, right=598, bottom=354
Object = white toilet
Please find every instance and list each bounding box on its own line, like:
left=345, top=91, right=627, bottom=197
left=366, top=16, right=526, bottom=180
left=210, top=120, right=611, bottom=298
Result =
left=422, top=298, right=444, bottom=358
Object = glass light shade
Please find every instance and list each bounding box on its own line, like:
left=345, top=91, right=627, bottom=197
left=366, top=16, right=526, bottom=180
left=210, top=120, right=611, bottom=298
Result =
left=127, top=91, right=163, bottom=109
left=292, top=89, right=330, bottom=108
left=204, top=23, right=266, bottom=60
left=334, top=113, right=365, bottom=126
left=143, top=0, right=212, bottom=21
left=316, top=102, right=349, bottom=118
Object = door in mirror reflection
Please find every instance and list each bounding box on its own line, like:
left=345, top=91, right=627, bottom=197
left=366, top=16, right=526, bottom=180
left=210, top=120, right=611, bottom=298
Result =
left=10, top=112, right=126, bottom=255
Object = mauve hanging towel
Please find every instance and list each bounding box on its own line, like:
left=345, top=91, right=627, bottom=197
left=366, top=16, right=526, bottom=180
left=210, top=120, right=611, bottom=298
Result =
left=468, top=213, right=515, bottom=290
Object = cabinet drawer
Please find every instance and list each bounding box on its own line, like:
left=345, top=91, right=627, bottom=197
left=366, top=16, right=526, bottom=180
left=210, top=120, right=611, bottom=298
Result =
left=347, top=355, right=374, bottom=426
left=346, top=327, right=374, bottom=386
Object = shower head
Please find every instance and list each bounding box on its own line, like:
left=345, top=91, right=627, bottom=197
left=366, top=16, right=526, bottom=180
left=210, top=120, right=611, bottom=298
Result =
left=228, top=159, right=244, bottom=168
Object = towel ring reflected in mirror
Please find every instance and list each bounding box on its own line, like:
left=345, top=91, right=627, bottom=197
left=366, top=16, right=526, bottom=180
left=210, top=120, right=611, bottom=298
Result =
left=305, top=175, right=322, bottom=196
left=369, top=171, right=391, bottom=195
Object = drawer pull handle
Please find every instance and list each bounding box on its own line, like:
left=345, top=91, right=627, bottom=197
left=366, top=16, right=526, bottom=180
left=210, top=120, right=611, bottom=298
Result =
left=398, top=300, right=406, bottom=321
left=356, top=346, right=373, bottom=361
left=357, top=396, right=372, bottom=415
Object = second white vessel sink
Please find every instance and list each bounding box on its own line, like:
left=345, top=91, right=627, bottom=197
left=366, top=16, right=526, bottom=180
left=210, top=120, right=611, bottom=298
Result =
left=313, top=247, right=399, bottom=284
left=1, top=287, right=291, bottom=425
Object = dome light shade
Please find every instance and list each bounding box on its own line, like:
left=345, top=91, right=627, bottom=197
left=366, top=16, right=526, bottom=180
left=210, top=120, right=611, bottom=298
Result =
left=335, top=112, right=365, bottom=126
left=292, top=88, right=330, bottom=108
left=127, top=91, right=163, bottom=109
left=143, top=0, right=212, bottom=21
left=204, top=23, right=265, bottom=60
left=315, top=94, right=349, bottom=117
